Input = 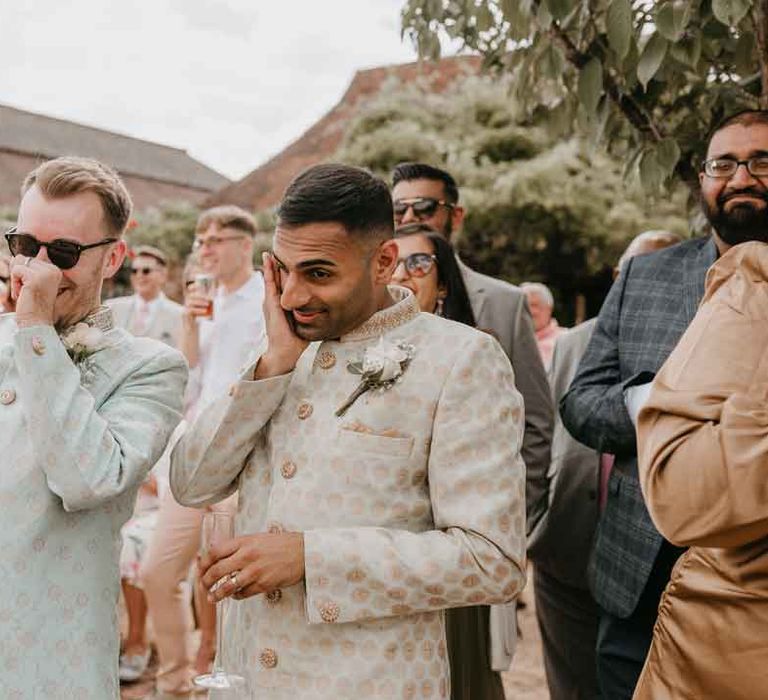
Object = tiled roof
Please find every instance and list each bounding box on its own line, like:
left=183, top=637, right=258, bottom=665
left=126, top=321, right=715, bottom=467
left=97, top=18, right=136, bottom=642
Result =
left=206, top=55, right=481, bottom=211
left=0, top=103, right=229, bottom=191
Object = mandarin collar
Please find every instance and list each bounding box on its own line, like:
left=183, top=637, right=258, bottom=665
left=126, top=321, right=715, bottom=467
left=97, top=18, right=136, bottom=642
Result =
left=340, top=286, right=420, bottom=343
left=60, top=305, right=115, bottom=335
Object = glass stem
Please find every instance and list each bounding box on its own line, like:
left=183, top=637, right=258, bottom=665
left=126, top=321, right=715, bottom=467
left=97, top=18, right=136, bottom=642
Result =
left=213, top=599, right=225, bottom=674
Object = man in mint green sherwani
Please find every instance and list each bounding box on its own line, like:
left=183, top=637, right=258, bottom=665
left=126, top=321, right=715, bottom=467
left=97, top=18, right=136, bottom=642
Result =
left=0, top=157, right=187, bottom=699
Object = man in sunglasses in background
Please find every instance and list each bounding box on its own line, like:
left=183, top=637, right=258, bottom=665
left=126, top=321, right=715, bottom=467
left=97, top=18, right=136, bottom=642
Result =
left=0, top=156, right=187, bottom=698
left=561, top=109, right=768, bottom=698
left=108, top=245, right=183, bottom=347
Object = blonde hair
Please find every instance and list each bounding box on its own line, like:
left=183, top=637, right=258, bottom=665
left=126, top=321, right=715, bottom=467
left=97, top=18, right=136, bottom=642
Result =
left=196, top=205, right=257, bottom=236
left=22, top=156, right=133, bottom=237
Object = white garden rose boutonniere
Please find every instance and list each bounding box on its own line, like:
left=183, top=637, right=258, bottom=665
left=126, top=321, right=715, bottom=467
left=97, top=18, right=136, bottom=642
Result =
left=61, top=322, right=105, bottom=365
left=335, top=337, right=415, bottom=417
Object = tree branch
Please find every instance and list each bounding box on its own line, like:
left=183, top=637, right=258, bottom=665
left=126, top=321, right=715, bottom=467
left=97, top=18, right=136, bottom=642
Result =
left=532, top=2, right=664, bottom=141
left=752, top=1, right=768, bottom=108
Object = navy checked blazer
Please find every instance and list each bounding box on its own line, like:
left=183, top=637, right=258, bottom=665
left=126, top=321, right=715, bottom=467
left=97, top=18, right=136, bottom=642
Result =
left=560, top=236, right=718, bottom=617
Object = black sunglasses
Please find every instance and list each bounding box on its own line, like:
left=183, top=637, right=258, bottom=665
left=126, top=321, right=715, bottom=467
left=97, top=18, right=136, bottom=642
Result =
left=5, top=228, right=118, bottom=270
left=395, top=252, right=437, bottom=278
left=393, top=197, right=454, bottom=220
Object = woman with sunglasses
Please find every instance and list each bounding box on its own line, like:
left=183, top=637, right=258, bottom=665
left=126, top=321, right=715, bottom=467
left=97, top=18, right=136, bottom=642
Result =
left=392, top=223, right=476, bottom=326
left=393, top=223, right=505, bottom=700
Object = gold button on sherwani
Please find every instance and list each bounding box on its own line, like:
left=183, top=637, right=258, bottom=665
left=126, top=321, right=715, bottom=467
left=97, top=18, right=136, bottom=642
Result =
left=259, top=648, right=278, bottom=669
left=280, top=460, right=297, bottom=479
left=296, top=401, right=313, bottom=420
left=316, top=350, right=336, bottom=370
left=319, top=601, right=340, bottom=623
left=265, top=589, right=283, bottom=605
left=0, top=389, right=15, bottom=405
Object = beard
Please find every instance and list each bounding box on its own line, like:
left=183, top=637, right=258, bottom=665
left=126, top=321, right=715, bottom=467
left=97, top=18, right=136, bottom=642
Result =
left=702, top=187, right=768, bottom=246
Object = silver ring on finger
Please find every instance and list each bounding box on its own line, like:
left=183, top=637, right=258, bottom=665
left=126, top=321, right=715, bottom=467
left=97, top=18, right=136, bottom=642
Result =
left=230, top=570, right=241, bottom=591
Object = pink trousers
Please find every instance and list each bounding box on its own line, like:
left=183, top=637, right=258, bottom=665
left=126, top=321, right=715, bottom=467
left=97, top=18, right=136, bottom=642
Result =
left=141, top=491, right=235, bottom=693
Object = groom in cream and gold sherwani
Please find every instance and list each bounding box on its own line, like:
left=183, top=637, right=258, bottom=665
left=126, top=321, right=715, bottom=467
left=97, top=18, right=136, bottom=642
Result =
left=171, top=164, right=526, bottom=698
left=0, top=157, right=187, bottom=699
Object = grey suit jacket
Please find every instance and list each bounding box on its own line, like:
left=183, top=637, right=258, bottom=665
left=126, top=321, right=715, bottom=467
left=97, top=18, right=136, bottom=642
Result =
left=108, top=294, right=184, bottom=348
left=459, top=261, right=553, bottom=533
left=528, top=319, right=599, bottom=589
left=560, top=237, right=717, bottom=617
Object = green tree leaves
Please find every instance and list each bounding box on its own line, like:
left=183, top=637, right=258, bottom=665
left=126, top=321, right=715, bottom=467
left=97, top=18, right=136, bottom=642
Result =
left=607, top=0, right=632, bottom=59
left=655, top=1, right=693, bottom=42
left=712, top=0, right=753, bottom=26
left=637, top=33, right=669, bottom=90
left=578, top=58, right=603, bottom=116
left=401, top=0, right=763, bottom=195
left=545, top=0, right=577, bottom=21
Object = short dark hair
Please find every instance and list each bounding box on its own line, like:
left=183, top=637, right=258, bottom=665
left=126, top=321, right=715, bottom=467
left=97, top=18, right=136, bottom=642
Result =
left=394, top=223, right=476, bottom=327
left=391, top=163, right=459, bottom=204
left=277, top=164, right=394, bottom=241
left=707, top=110, right=768, bottom=151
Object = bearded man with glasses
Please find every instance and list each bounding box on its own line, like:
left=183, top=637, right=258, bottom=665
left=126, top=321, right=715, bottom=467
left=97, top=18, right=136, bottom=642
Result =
left=561, top=109, right=768, bottom=699
left=107, top=245, right=183, bottom=347
left=0, top=156, right=187, bottom=698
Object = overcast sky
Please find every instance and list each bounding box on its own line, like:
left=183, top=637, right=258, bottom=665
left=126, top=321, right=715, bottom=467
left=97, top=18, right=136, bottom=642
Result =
left=1, top=1, right=425, bottom=181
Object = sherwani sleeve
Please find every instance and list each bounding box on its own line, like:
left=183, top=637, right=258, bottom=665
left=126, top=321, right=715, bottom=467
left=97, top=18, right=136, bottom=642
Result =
left=171, top=367, right=292, bottom=507
left=14, top=325, right=187, bottom=512
left=303, top=333, right=527, bottom=625
left=638, top=279, right=768, bottom=549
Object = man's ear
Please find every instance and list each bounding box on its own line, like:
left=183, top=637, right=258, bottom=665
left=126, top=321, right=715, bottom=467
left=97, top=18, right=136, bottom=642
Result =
left=451, top=205, right=465, bottom=235
left=103, top=240, right=127, bottom=280
left=374, top=239, right=399, bottom=284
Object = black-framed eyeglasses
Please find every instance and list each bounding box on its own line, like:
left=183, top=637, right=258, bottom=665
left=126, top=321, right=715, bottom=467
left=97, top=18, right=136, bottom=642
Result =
left=702, top=157, right=768, bottom=178
left=393, top=197, right=454, bottom=221
left=394, top=252, right=437, bottom=278
left=5, top=228, right=118, bottom=270
left=131, top=266, right=157, bottom=275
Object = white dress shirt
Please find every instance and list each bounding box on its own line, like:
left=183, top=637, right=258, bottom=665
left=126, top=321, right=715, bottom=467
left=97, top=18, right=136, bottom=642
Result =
left=624, top=382, right=653, bottom=426
left=131, top=293, right=164, bottom=335
left=187, top=271, right=265, bottom=420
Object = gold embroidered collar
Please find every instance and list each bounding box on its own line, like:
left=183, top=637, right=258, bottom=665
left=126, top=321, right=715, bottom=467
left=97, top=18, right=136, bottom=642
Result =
left=340, top=286, right=420, bottom=343
left=60, top=305, right=115, bottom=335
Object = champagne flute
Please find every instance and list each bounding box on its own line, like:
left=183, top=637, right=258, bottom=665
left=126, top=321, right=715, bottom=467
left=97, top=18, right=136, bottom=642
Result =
left=194, top=511, right=246, bottom=691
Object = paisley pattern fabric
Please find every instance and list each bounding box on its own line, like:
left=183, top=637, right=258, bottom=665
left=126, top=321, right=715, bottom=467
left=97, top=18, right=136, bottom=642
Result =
left=171, top=288, right=527, bottom=699
left=0, top=315, right=187, bottom=699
